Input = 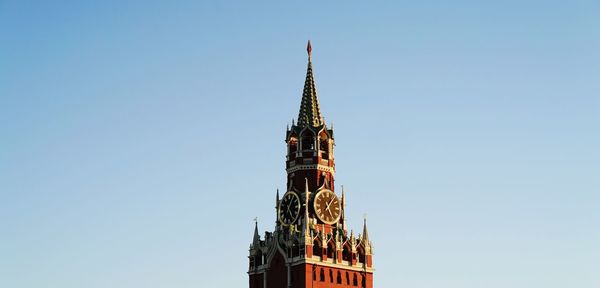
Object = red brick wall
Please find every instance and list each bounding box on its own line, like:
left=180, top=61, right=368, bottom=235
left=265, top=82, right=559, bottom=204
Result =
left=289, top=264, right=373, bottom=288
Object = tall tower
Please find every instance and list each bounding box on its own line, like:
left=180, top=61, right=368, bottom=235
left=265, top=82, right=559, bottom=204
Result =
left=248, top=41, right=374, bottom=288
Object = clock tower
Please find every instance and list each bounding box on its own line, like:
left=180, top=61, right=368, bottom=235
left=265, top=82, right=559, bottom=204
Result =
left=248, top=41, right=374, bottom=288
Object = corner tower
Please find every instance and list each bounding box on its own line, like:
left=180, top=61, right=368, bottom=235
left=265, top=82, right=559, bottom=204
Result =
left=248, top=41, right=374, bottom=288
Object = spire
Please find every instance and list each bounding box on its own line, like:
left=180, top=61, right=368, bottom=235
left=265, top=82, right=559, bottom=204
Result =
left=362, top=216, right=369, bottom=242
left=341, top=186, right=346, bottom=209
left=341, top=186, right=346, bottom=230
left=252, top=218, right=260, bottom=245
left=297, top=40, right=324, bottom=127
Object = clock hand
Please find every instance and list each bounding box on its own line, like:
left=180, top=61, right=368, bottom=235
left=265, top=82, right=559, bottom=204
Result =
left=325, top=198, right=334, bottom=211
left=326, top=201, right=334, bottom=217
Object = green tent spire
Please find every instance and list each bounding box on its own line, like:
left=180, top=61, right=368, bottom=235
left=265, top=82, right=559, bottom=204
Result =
left=297, top=40, right=324, bottom=127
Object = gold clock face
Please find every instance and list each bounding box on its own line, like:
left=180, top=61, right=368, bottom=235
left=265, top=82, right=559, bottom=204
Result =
left=313, top=189, right=340, bottom=224
left=278, top=191, right=301, bottom=226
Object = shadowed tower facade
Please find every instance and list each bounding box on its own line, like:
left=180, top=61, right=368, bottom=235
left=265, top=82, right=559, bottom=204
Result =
left=248, top=41, right=374, bottom=288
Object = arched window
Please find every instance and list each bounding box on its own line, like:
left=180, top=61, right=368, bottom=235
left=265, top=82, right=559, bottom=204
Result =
left=320, top=268, right=325, bottom=282
left=353, top=273, right=358, bottom=286
left=288, top=136, right=298, bottom=155
left=319, top=131, right=329, bottom=159
left=313, top=269, right=317, bottom=281
left=357, top=246, right=366, bottom=264
left=291, top=241, right=301, bottom=258
left=342, top=244, right=352, bottom=262
left=301, top=131, right=314, bottom=150
left=254, top=254, right=262, bottom=266
left=346, top=272, right=350, bottom=284
left=337, top=271, right=342, bottom=284
left=320, top=139, right=328, bottom=151
left=313, top=239, right=323, bottom=258
left=326, top=241, right=335, bottom=260
left=329, top=269, right=333, bottom=282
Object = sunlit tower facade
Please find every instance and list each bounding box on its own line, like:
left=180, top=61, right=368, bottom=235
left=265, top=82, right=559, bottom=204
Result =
left=248, top=41, right=374, bottom=288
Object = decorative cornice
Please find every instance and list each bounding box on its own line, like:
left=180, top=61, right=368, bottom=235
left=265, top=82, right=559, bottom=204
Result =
left=286, top=164, right=335, bottom=175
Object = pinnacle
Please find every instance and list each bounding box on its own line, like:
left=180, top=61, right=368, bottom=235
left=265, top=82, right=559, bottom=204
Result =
left=362, top=217, right=369, bottom=242
left=252, top=219, right=260, bottom=244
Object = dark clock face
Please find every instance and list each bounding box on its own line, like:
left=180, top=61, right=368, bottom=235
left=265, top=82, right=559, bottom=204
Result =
left=278, top=191, right=301, bottom=225
left=313, top=189, right=340, bottom=224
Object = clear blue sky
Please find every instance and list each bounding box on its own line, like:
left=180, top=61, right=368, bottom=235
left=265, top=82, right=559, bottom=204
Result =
left=1, top=1, right=598, bottom=287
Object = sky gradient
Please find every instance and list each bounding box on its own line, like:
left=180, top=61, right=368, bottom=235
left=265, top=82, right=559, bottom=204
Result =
left=1, top=1, right=599, bottom=287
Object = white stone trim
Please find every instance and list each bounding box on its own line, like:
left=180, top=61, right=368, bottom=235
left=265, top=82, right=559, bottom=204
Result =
left=290, top=256, right=375, bottom=273
left=286, top=164, right=335, bottom=175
